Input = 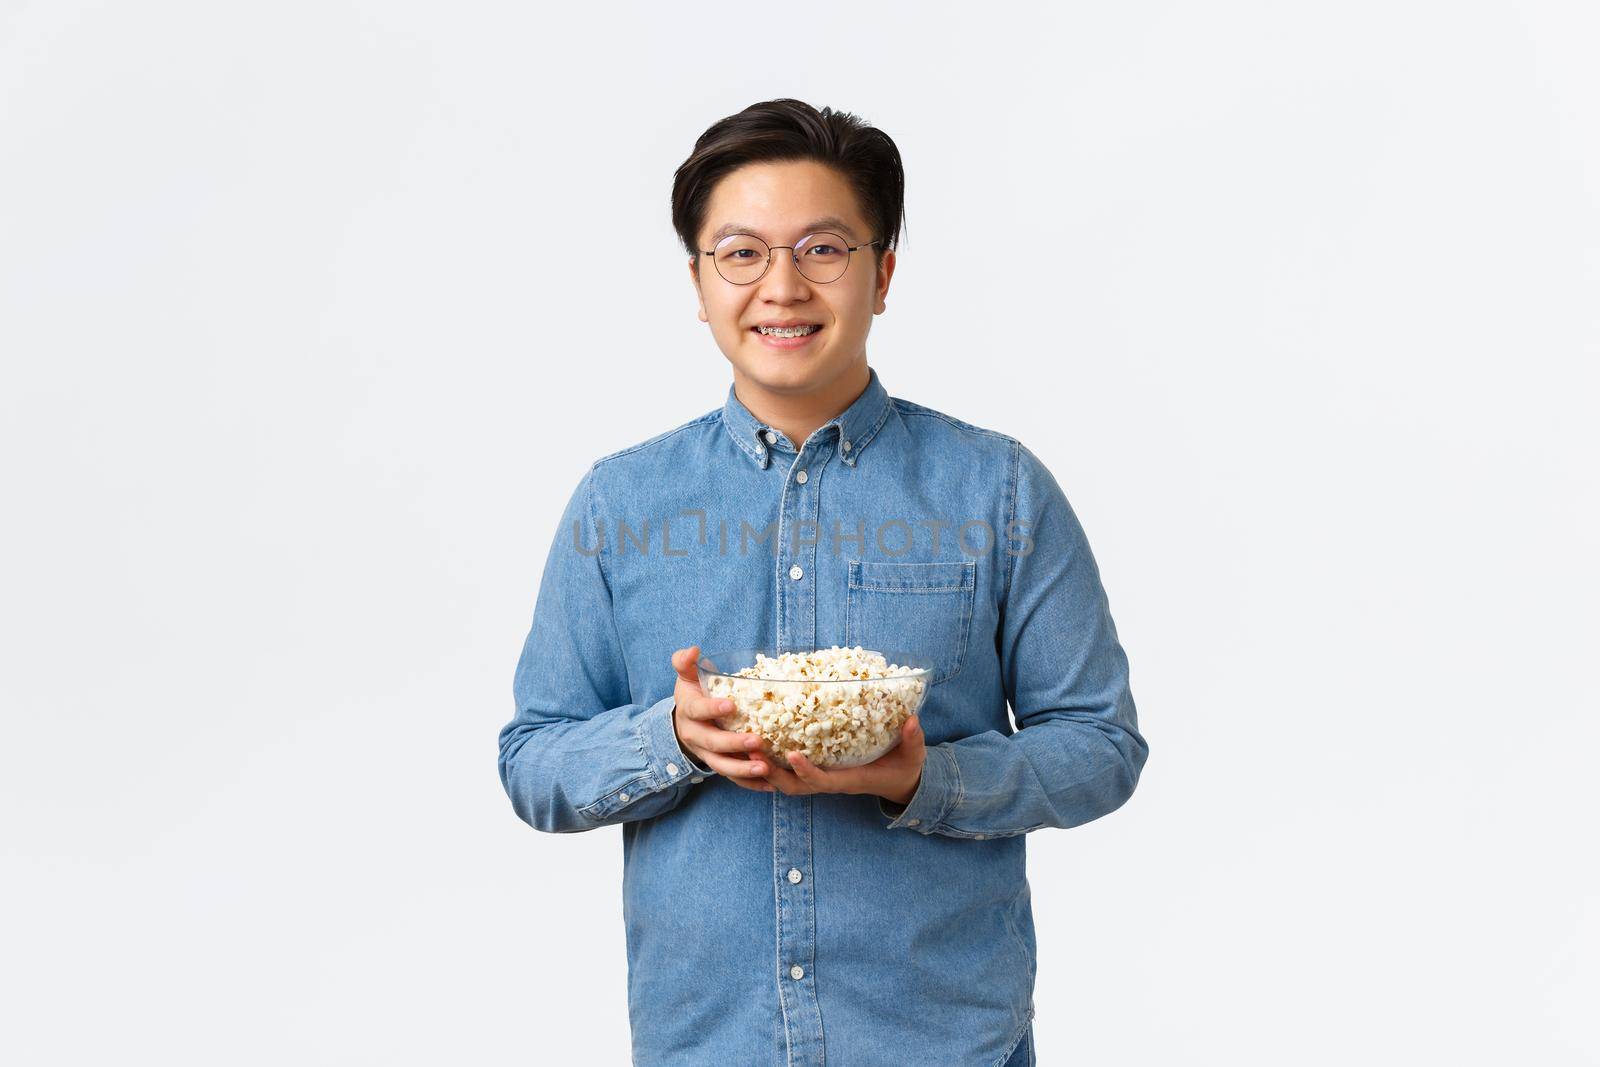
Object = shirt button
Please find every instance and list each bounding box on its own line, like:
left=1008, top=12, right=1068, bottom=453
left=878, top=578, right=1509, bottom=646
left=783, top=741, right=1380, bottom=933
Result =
left=906, top=818, right=920, bottom=826
left=795, top=469, right=808, bottom=484
left=790, top=965, right=805, bottom=980
left=666, top=763, right=678, bottom=776
left=618, top=792, right=630, bottom=803
left=789, top=565, right=803, bottom=580
left=764, top=430, right=777, bottom=445
left=787, top=868, right=803, bottom=884
left=974, top=833, right=987, bottom=840
left=841, top=439, right=851, bottom=452
left=691, top=776, right=705, bottom=783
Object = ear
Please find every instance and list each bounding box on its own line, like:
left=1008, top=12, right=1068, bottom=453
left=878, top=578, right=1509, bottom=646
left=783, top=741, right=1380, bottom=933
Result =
left=689, top=257, right=708, bottom=323
left=873, top=248, right=896, bottom=315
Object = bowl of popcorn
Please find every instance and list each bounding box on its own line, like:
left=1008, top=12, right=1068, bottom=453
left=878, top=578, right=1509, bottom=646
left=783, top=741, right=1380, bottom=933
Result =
left=696, top=646, right=933, bottom=771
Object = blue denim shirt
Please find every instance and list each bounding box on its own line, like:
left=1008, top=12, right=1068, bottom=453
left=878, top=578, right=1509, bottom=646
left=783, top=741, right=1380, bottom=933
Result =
left=498, top=365, right=1148, bottom=1066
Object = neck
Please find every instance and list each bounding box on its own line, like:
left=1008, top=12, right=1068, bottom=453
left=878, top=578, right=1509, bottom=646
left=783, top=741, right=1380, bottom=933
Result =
left=733, top=360, right=871, bottom=449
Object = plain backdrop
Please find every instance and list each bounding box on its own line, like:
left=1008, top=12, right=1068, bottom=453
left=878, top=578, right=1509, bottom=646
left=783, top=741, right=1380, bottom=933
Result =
left=2, top=2, right=1596, bottom=1064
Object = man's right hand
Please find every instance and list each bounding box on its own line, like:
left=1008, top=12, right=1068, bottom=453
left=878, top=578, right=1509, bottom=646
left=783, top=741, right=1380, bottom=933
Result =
left=670, top=646, right=773, bottom=792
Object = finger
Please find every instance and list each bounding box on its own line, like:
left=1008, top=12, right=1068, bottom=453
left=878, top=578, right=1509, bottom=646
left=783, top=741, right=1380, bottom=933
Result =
left=786, top=750, right=851, bottom=790
left=716, top=758, right=775, bottom=793
left=681, top=721, right=769, bottom=755
left=678, top=692, right=738, bottom=723
left=760, top=757, right=815, bottom=795
left=688, top=727, right=760, bottom=754
left=693, top=747, right=775, bottom=781
left=729, top=770, right=775, bottom=792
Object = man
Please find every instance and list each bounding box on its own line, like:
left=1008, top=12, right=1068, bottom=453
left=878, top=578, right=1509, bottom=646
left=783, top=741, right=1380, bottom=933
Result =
left=498, top=98, right=1149, bottom=1067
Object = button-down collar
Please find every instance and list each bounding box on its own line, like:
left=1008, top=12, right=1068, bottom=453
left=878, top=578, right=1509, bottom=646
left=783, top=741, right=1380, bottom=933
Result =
left=720, top=364, right=893, bottom=470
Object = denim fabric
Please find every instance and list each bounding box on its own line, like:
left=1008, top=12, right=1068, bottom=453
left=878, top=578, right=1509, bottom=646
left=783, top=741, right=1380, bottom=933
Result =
left=1001, top=1022, right=1035, bottom=1067
left=498, top=365, right=1147, bottom=1066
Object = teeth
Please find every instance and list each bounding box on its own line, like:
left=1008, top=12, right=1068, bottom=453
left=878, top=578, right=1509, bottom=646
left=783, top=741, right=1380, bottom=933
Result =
left=758, top=324, right=819, bottom=338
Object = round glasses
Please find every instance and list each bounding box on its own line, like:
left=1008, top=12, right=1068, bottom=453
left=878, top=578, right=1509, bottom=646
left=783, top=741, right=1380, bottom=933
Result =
left=697, top=231, right=882, bottom=285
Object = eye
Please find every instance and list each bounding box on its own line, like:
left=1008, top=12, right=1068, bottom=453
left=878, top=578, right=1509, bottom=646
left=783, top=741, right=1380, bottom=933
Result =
left=805, top=244, right=841, bottom=256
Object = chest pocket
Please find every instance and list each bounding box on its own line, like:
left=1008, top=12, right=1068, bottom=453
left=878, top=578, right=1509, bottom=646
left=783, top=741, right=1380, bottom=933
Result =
left=845, top=559, right=977, bottom=686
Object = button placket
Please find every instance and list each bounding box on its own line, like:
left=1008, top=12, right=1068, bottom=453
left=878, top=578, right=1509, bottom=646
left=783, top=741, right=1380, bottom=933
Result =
left=772, top=441, right=825, bottom=1065
left=779, top=446, right=823, bottom=651
left=773, top=762, right=823, bottom=1061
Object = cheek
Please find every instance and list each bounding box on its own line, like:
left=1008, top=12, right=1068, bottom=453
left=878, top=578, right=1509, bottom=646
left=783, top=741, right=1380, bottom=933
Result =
left=711, top=302, right=754, bottom=343
left=830, top=299, right=873, bottom=332
left=704, top=298, right=737, bottom=331
left=710, top=291, right=746, bottom=319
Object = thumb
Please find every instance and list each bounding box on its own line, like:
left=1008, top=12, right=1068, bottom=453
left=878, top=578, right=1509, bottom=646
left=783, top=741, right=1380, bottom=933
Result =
left=672, top=645, right=703, bottom=687
left=903, top=714, right=924, bottom=749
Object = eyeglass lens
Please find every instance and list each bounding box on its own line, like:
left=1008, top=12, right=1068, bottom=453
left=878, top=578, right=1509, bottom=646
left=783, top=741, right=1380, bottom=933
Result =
left=711, top=232, right=855, bottom=285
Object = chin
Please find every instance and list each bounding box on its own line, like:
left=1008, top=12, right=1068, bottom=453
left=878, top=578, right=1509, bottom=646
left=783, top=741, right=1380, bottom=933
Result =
left=740, top=352, right=841, bottom=392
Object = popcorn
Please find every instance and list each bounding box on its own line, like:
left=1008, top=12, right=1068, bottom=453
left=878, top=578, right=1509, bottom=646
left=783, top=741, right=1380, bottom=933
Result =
left=703, top=646, right=928, bottom=770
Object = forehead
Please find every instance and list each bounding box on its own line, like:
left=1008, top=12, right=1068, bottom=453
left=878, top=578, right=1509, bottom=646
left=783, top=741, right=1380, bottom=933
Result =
left=701, top=160, right=868, bottom=244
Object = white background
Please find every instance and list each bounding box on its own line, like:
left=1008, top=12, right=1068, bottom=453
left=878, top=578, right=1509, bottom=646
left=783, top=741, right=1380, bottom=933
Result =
left=3, top=2, right=1596, bottom=1063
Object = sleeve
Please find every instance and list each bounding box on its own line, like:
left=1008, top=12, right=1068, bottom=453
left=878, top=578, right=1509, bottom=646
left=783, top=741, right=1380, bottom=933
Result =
left=497, top=463, right=712, bottom=833
left=878, top=441, right=1149, bottom=837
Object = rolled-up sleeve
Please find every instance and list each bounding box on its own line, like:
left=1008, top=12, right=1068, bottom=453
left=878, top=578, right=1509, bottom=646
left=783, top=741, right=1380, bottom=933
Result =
left=498, top=464, right=707, bottom=833
left=880, top=441, right=1148, bottom=837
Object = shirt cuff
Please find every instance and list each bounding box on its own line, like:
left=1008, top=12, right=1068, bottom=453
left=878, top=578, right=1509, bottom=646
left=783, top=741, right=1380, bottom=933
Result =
left=878, top=745, right=958, bottom=832
left=639, top=694, right=713, bottom=782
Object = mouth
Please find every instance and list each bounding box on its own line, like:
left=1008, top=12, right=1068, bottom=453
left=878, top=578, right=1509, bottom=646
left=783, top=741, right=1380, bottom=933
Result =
left=750, top=323, right=824, bottom=349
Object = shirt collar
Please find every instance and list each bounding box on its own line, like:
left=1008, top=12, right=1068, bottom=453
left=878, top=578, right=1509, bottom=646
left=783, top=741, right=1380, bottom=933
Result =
left=720, top=365, right=893, bottom=470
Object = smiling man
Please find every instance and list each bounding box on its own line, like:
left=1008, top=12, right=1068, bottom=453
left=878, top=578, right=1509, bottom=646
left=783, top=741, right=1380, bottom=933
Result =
left=691, top=159, right=887, bottom=454
left=498, top=98, right=1149, bottom=1067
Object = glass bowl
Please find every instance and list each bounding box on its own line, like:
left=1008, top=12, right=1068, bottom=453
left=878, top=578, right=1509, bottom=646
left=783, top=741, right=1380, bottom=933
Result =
left=696, top=647, right=933, bottom=770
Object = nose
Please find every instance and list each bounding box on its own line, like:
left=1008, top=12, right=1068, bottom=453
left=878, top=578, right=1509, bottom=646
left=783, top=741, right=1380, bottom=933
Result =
left=757, top=246, right=812, bottom=302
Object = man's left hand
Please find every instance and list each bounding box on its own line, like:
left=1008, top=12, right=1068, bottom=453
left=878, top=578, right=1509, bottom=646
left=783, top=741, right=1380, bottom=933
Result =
left=758, top=714, right=926, bottom=805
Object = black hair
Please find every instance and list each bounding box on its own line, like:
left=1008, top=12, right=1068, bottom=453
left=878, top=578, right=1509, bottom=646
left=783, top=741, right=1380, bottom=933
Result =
left=671, top=98, right=906, bottom=266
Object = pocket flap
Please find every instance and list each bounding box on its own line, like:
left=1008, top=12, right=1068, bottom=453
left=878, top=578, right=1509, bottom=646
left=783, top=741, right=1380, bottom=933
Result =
left=849, top=559, right=975, bottom=593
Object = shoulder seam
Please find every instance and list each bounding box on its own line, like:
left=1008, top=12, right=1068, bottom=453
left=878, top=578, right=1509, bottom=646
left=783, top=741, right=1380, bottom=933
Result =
left=890, top=399, right=1019, bottom=445
left=1000, top=438, right=1022, bottom=608
left=580, top=462, right=612, bottom=591
left=591, top=408, right=720, bottom=468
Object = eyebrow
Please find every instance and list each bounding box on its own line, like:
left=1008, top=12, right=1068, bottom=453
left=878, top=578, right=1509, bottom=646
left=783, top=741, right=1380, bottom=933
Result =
left=706, top=216, right=860, bottom=246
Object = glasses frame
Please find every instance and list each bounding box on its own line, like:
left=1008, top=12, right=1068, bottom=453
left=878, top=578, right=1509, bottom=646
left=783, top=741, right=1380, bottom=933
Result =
left=696, top=231, right=883, bottom=286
